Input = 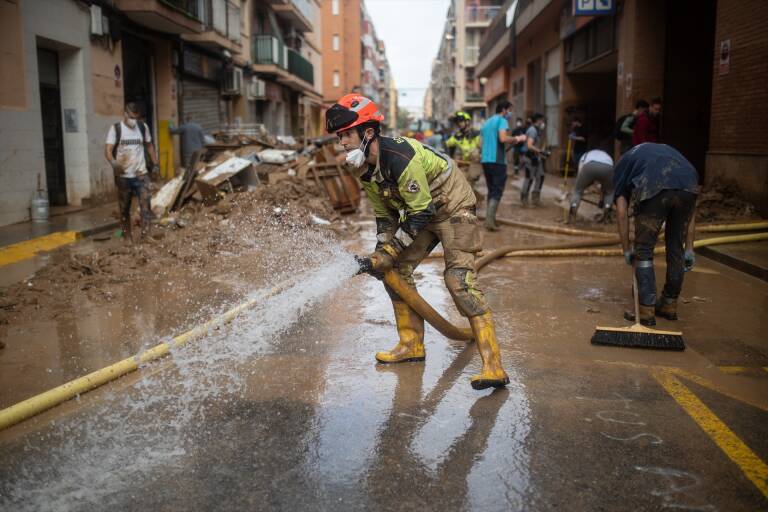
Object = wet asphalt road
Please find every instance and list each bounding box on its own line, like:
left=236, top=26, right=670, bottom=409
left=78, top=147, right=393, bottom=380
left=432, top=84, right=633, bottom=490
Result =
left=1, top=202, right=767, bottom=511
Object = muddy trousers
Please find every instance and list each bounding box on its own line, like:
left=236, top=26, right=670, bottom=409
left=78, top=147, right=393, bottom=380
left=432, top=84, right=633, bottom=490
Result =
left=633, top=190, right=697, bottom=306
left=521, top=155, right=544, bottom=199
left=570, top=162, right=614, bottom=210
left=116, top=175, right=153, bottom=237
left=383, top=208, right=489, bottom=318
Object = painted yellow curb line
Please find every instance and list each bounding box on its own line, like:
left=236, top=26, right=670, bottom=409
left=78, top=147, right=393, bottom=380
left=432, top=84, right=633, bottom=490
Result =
left=0, top=231, right=81, bottom=267
left=0, top=279, right=295, bottom=432
left=654, top=369, right=768, bottom=498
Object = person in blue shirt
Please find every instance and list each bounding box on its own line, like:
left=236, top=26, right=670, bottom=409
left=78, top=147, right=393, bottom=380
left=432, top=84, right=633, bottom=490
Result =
left=480, top=100, right=526, bottom=230
left=613, top=143, right=699, bottom=325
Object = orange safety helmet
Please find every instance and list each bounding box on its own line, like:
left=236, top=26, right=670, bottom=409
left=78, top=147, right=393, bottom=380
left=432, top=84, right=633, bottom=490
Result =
left=326, top=94, right=384, bottom=134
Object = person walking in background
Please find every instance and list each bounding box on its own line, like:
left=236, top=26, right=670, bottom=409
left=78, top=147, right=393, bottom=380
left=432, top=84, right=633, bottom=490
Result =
left=480, top=101, right=526, bottom=230
left=632, top=97, right=662, bottom=146
left=568, top=118, right=587, bottom=166
left=511, top=117, right=527, bottom=175
left=169, top=114, right=206, bottom=169
left=520, top=113, right=547, bottom=207
left=105, top=102, right=158, bottom=243
left=568, top=149, right=614, bottom=224
left=616, top=99, right=648, bottom=154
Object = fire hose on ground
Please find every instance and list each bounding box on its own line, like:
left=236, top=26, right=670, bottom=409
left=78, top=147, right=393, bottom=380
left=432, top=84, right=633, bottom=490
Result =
left=0, top=225, right=765, bottom=432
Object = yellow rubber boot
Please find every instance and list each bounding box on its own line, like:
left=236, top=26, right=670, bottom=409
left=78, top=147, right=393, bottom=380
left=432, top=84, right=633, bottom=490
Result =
left=375, top=301, right=426, bottom=363
left=469, top=312, right=510, bottom=390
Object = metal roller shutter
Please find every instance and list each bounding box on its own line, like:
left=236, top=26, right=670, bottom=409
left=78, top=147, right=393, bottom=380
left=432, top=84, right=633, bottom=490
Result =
left=180, top=78, right=222, bottom=133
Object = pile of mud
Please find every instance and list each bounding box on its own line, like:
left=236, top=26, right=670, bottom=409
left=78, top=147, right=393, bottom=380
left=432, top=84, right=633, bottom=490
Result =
left=0, top=181, right=359, bottom=329
left=696, top=181, right=761, bottom=223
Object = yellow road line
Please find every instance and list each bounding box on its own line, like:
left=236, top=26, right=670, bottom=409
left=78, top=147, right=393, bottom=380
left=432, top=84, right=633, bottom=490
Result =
left=718, top=366, right=748, bottom=375
left=653, top=369, right=768, bottom=498
left=0, top=231, right=80, bottom=267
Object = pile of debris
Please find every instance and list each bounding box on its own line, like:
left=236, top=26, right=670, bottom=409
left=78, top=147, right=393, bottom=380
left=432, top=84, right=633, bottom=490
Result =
left=696, top=180, right=760, bottom=223
left=152, top=128, right=361, bottom=223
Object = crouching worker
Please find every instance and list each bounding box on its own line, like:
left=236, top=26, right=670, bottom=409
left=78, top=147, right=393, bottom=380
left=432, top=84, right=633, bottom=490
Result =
left=568, top=149, right=615, bottom=223
left=613, top=143, right=699, bottom=326
left=326, top=94, right=509, bottom=390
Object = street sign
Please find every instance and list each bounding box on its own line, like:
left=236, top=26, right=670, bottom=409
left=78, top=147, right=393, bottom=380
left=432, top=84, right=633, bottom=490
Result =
left=573, top=0, right=615, bottom=16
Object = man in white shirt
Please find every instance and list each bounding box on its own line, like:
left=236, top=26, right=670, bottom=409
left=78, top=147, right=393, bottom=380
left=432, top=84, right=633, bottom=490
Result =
left=104, top=102, right=158, bottom=241
left=568, top=149, right=614, bottom=223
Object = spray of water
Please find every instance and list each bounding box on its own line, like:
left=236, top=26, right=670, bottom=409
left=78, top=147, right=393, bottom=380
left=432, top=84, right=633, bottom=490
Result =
left=0, top=223, right=360, bottom=512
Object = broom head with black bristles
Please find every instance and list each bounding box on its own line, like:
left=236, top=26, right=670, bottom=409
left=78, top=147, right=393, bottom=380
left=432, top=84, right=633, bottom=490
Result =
left=591, top=322, right=685, bottom=350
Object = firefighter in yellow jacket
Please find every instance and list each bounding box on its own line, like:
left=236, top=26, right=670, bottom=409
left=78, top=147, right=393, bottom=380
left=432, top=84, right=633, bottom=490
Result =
left=326, top=93, right=509, bottom=390
left=445, top=111, right=480, bottom=161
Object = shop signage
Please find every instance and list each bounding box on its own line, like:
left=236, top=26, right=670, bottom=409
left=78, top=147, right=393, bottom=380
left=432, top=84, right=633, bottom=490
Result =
left=573, top=0, right=615, bottom=16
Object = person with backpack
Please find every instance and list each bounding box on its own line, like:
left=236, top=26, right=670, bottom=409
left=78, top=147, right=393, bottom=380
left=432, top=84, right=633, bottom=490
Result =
left=615, top=99, right=648, bottom=154
left=104, top=102, right=159, bottom=242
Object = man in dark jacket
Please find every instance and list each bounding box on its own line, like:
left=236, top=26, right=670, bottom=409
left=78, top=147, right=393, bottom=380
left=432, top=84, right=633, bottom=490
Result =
left=613, top=143, right=699, bottom=325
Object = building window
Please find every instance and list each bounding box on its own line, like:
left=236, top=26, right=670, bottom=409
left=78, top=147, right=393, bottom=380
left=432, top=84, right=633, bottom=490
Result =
left=332, top=0, right=339, bottom=15
left=333, top=34, right=340, bottom=51
left=333, top=70, right=340, bottom=87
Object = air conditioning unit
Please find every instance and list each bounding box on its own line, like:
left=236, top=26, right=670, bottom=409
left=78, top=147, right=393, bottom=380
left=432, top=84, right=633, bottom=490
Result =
left=222, top=67, right=243, bottom=95
left=247, top=77, right=266, bottom=100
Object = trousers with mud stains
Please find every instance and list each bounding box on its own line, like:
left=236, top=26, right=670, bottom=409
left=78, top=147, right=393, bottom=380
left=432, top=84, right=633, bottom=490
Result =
left=376, top=162, right=490, bottom=318
left=115, top=174, right=153, bottom=237
left=633, top=189, right=697, bottom=306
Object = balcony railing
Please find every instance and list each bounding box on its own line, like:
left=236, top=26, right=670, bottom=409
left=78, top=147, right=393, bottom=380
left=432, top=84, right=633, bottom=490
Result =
left=253, top=36, right=314, bottom=86
left=287, top=48, right=314, bottom=85
left=479, top=9, right=511, bottom=57
left=466, top=5, right=501, bottom=24
left=160, top=0, right=202, bottom=20
left=465, top=91, right=484, bottom=103
left=253, top=35, right=287, bottom=68
left=465, top=46, right=480, bottom=67
left=208, top=0, right=240, bottom=41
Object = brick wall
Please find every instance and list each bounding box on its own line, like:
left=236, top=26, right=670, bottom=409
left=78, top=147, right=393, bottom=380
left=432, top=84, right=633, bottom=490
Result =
left=708, top=0, right=768, bottom=154
left=321, top=0, right=361, bottom=104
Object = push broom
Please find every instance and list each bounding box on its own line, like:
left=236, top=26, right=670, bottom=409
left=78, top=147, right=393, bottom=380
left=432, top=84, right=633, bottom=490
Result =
left=591, top=266, right=685, bottom=350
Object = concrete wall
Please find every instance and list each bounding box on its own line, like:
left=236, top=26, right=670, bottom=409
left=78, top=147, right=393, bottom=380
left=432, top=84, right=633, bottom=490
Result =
left=0, top=0, right=113, bottom=226
left=614, top=0, right=665, bottom=116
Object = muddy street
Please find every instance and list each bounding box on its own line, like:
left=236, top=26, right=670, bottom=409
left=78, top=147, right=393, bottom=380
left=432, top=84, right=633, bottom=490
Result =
left=1, top=196, right=766, bottom=512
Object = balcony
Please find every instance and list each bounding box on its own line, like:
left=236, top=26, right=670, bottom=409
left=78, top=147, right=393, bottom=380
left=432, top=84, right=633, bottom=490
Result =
left=466, top=5, right=501, bottom=27
left=252, top=35, right=317, bottom=94
left=270, top=0, right=314, bottom=33
left=287, top=49, right=314, bottom=85
left=182, top=0, right=241, bottom=53
left=115, top=0, right=203, bottom=33
left=465, top=46, right=480, bottom=67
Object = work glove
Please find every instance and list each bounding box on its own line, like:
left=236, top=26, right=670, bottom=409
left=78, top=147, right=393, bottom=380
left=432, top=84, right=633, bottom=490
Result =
left=354, top=255, right=373, bottom=275
left=150, top=164, right=160, bottom=179
left=624, top=249, right=636, bottom=266
left=683, top=248, right=695, bottom=272
left=354, top=250, right=395, bottom=276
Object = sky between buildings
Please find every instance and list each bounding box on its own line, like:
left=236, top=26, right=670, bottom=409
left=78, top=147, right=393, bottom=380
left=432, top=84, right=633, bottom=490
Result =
left=365, top=0, right=451, bottom=118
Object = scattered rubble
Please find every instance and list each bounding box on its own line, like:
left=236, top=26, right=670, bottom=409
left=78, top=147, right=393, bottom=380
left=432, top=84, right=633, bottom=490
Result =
left=696, top=180, right=760, bottom=223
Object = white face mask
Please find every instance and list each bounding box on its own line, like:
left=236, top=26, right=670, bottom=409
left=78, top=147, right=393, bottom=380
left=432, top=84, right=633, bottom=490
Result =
left=125, top=117, right=137, bottom=128
left=539, top=122, right=546, bottom=130
left=345, top=134, right=371, bottom=169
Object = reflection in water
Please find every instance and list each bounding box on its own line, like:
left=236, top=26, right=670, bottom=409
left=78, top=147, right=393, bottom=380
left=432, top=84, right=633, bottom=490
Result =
left=0, top=254, right=358, bottom=512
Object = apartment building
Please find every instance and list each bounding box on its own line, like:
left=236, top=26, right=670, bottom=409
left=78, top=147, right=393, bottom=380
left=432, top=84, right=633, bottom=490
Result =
left=0, top=0, right=323, bottom=227
left=320, top=0, right=395, bottom=130
left=475, top=0, right=768, bottom=214
left=429, top=0, right=503, bottom=129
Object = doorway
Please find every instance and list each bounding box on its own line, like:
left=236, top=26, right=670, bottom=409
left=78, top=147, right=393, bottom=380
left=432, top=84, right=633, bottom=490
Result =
left=122, top=33, right=155, bottom=131
left=37, top=48, right=67, bottom=206
left=663, top=0, right=716, bottom=177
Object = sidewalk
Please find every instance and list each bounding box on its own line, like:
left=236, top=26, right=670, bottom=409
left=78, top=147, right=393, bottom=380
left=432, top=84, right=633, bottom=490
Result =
left=0, top=204, right=119, bottom=268
left=508, top=172, right=768, bottom=281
